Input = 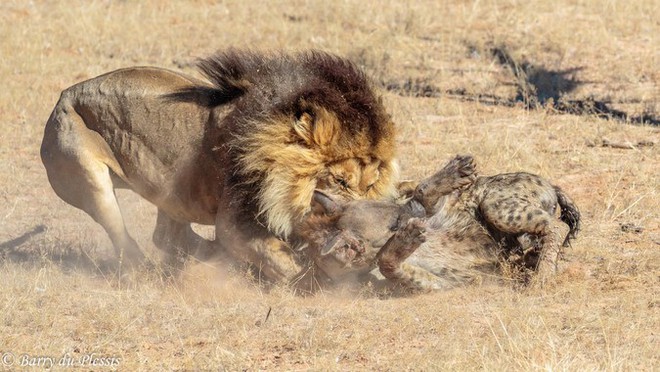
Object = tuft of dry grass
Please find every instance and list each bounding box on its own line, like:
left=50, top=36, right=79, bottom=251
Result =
left=1, top=0, right=658, bottom=370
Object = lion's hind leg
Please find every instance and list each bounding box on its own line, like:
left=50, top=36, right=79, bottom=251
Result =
left=41, top=107, right=145, bottom=267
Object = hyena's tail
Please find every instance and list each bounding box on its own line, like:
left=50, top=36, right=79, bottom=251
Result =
left=554, top=185, right=581, bottom=247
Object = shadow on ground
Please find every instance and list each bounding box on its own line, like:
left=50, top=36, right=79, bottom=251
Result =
left=383, top=44, right=659, bottom=126
left=1, top=224, right=130, bottom=276
left=0, top=225, right=242, bottom=285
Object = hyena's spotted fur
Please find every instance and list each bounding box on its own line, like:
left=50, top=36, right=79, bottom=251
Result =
left=297, top=155, right=580, bottom=293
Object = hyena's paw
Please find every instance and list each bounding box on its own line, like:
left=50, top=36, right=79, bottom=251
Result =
left=446, top=154, right=477, bottom=188
left=414, top=155, right=477, bottom=210
left=378, top=218, right=427, bottom=272
left=396, top=217, right=427, bottom=246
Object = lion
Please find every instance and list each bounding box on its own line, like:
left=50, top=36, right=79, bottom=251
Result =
left=294, top=155, right=580, bottom=293
left=40, top=49, right=398, bottom=281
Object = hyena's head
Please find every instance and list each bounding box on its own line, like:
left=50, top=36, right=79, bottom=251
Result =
left=296, top=191, right=425, bottom=280
left=295, top=154, right=477, bottom=281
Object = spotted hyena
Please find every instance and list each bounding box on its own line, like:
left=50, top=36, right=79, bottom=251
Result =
left=294, top=155, right=580, bottom=293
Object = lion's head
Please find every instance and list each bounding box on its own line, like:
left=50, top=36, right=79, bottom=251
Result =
left=192, top=49, right=398, bottom=237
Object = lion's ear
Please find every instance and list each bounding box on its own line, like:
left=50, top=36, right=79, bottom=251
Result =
left=293, top=107, right=338, bottom=148
left=311, top=190, right=341, bottom=216
left=293, top=111, right=315, bottom=145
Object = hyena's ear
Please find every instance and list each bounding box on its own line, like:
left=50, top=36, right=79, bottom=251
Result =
left=311, top=190, right=341, bottom=216
left=293, top=104, right=339, bottom=147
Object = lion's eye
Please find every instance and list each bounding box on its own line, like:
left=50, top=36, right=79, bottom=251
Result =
left=334, top=177, right=349, bottom=189
left=366, top=183, right=375, bottom=192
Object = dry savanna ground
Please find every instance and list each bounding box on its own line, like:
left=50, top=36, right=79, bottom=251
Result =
left=1, top=0, right=658, bottom=370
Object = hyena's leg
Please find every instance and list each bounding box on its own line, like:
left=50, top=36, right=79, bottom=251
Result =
left=376, top=218, right=439, bottom=291
left=533, top=219, right=570, bottom=283
left=414, top=155, right=477, bottom=212
left=152, top=210, right=218, bottom=267
left=41, top=109, right=145, bottom=266
left=480, top=198, right=569, bottom=282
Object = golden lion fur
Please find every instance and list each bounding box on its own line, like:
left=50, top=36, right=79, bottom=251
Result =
left=41, top=49, right=398, bottom=280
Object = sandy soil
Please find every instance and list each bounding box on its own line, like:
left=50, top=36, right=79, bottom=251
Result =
left=1, top=1, right=658, bottom=370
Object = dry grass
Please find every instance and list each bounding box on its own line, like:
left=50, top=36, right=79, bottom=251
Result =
left=1, top=0, right=658, bottom=370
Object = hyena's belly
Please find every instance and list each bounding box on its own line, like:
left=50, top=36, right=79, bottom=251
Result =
left=408, top=212, right=501, bottom=285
